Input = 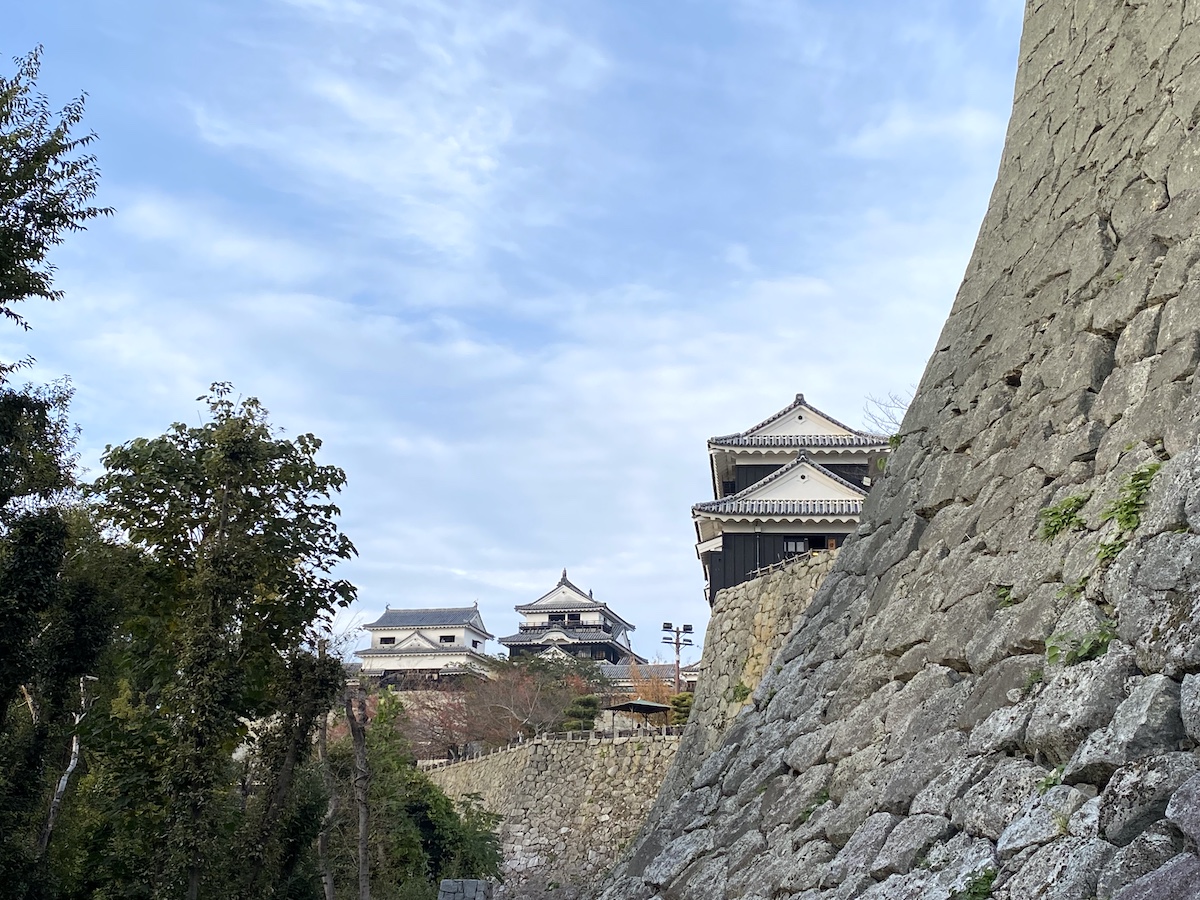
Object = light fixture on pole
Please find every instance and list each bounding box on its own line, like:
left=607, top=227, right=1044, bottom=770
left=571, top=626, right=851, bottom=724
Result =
left=661, top=622, right=694, bottom=695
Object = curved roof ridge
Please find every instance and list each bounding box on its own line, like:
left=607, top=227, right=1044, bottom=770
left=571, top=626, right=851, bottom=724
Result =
left=711, top=393, right=877, bottom=441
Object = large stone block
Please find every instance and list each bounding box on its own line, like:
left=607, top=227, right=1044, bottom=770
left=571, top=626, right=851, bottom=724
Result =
left=1098, top=753, right=1200, bottom=846
left=1064, top=674, right=1185, bottom=786
left=1025, top=644, right=1137, bottom=765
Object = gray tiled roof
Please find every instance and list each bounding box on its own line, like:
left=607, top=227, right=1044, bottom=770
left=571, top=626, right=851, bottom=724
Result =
left=709, top=433, right=888, bottom=449
left=693, top=497, right=864, bottom=517
left=499, top=629, right=629, bottom=646
left=694, top=453, right=868, bottom=519
left=718, top=393, right=874, bottom=442
left=364, top=606, right=492, bottom=637
left=600, top=663, right=681, bottom=681
left=514, top=598, right=608, bottom=613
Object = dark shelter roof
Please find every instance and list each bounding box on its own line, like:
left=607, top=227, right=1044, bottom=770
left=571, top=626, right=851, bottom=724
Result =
left=604, top=699, right=672, bottom=715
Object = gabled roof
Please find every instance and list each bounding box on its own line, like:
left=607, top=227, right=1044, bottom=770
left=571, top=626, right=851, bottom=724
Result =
left=693, top=453, right=868, bottom=518
left=514, top=569, right=635, bottom=631
left=710, top=393, right=882, bottom=444
left=364, top=605, right=493, bottom=638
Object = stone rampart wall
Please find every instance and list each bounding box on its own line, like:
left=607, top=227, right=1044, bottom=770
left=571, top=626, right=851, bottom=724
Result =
left=599, top=2, right=1200, bottom=898
left=653, top=551, right=837, bottom=810
left=428, top=733, right=679, bottom=897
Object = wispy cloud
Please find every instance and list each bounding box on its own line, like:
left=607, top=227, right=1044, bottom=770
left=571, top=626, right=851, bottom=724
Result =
left=192, top=0, right=609, bottom=259
left=841, top=105, right=1006, bottom=158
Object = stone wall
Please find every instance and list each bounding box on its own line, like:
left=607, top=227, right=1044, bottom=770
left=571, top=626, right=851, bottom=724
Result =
left=599, top=2, right=1200, bottom=898
left=427, top=733, right=679, bottom=897
left=654, top=551, right=837, bottom=812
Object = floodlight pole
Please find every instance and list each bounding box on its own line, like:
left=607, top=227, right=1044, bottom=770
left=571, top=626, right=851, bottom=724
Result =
left=661, top=623, right=694, bottom=695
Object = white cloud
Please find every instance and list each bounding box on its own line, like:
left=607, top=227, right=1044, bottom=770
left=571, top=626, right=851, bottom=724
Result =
left=118, top=193, right=325, bottom=283
left=192, top=0, right=609, bottom=259
left=842, top=105, right=1007, bottom=158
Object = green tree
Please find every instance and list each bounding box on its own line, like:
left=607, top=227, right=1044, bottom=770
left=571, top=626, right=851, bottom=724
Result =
left=669, top=692, right=693, bottom=726
left=59, top=386, right=357, bottom=900
left=0, top=44, right=110, bottom=888
left=0, top=45, right=110, bottom=894
left=0, top=47, right=111, bottom=357
left=326, top=691, right=501, bottom=900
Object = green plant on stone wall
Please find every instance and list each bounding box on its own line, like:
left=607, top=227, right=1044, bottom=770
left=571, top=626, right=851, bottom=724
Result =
left=994, top=584, right=1016, bottom=608
left=798, top=789, right=830, bottom=824
left=730, top=681, right=752, bottom=703
left=1056, top=575, right=1089, bottom=600
left=1101, top=462, right=1161, bottom=532
left=1036, top=765, right=1065, bottom=795
left=1037, top=494, right=1090, bottom=541
left=950, top=868, right=997, bottom=900
left=1096, top=539, right=1127, bottom=563
left=1046, top=618, right=1117, bottom=667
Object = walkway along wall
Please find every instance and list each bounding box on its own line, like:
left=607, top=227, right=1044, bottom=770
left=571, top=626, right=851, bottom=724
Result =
left=598, top=2, right=1200, bottom=898
left=427, top=732, right=679, bottom=897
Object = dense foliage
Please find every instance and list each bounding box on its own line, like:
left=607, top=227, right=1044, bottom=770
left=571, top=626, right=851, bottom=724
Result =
left=0, top=52, right=501, bottom=900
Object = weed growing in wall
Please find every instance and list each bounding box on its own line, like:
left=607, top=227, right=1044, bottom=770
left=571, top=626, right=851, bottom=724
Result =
left=798, top=789, right=830, bottom=824
left=1037, top=494, right=1090, bottom=540
left=1101, top=462, right=1161, bottom=532
left=1036, top=765, right=1065, bottom=795
left=1046, top=618, right=1117, bottom=667
left=951, top=869, right=996, bottom=900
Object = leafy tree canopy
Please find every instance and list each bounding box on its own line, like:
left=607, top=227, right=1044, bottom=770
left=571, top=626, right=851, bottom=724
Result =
left=0, top=47, right=111, bottom=355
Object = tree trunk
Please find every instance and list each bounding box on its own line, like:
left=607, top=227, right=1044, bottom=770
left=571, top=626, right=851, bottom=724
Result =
left=345, top=684, right=370, bottom=900
left=37, top=675, right=93, bottom=857
left=317, top=705, right=337, bottom=900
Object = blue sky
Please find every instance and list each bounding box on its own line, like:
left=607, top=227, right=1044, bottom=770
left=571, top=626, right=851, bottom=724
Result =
left=6, top=0, right=1024, bottom=664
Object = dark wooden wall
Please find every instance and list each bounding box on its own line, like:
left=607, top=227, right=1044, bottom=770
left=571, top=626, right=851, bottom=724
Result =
left=706, top=532, right=850, bottom=603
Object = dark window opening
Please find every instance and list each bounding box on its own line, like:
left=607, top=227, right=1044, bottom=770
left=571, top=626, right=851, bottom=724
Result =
left=567, top=613, right=581, bottom=622
left=472, top=640, right=480, bottom=649
left=439, top=635, right=455, bottom=643
left=783, top=538, right=807, bottom=555
left=379, top=637, right=396, bottom=645
left=549, top=614, right=565, bottom=623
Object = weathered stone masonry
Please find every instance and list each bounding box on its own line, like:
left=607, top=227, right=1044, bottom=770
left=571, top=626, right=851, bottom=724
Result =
left=599, top=1, right=1200, bottom=898
left=653, top=551, right=838, bottom=814
left=428, top=733, right=678, bottom=895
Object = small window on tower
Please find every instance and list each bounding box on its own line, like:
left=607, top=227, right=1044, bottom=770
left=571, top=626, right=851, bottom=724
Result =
left=380, top=637, right=396, bottom=645
left=567, top=613, right=581, bottom=622
left=783, top=538, right=807, bottom=555
left=439, top=635, right=454, bottom=643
